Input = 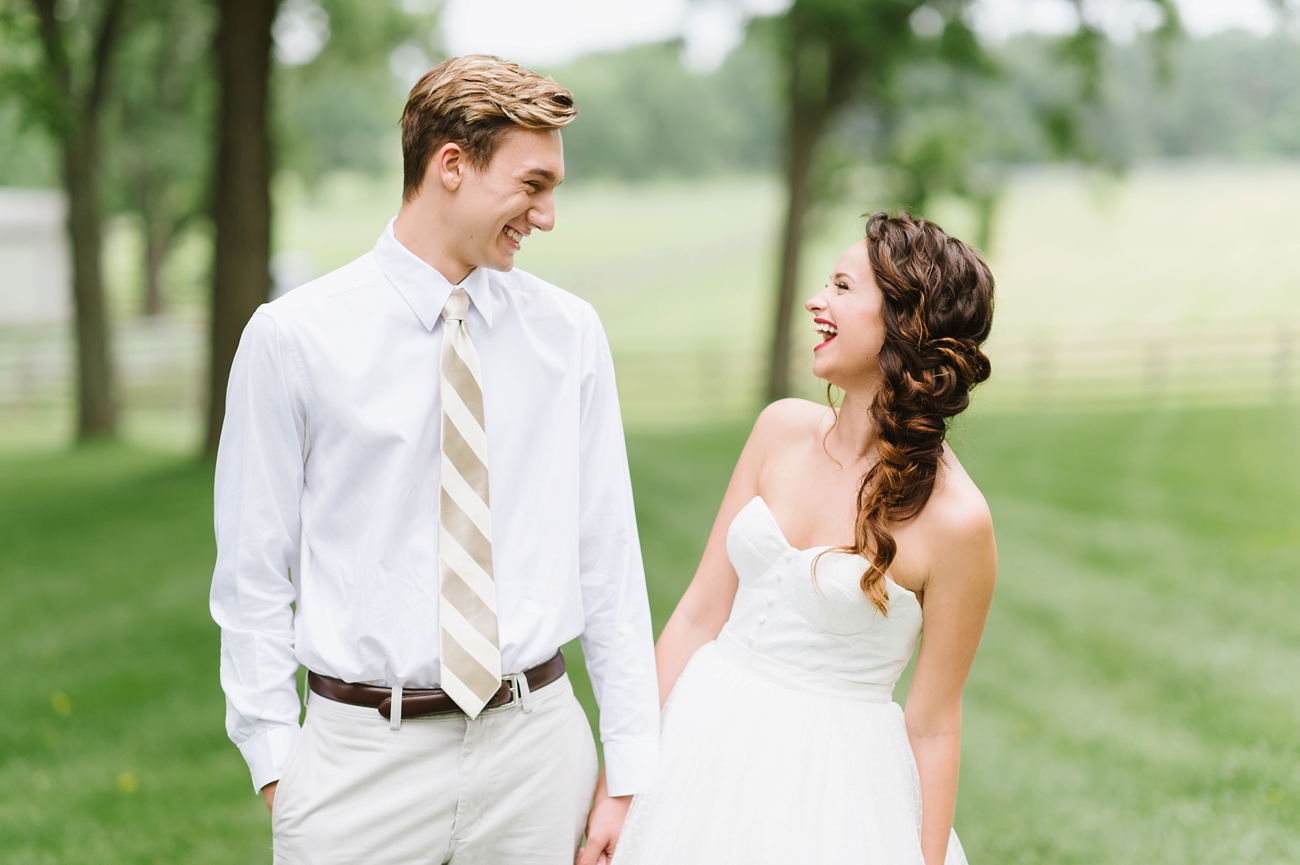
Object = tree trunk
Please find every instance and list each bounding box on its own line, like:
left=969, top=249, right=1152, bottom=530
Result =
left=206, top=0, right=278, bottom=458
left=766, top=105, right=826, bottom=403
left=32, top=0, right=126, bottom=441
left=141, top=205, right=171, bottom=317
left=63, top=130, right=117, bottom=438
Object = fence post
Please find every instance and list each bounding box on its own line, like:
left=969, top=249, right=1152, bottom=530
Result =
left=1274, top=328, right=1294, bottom=403
left=1144, top=336, right=1168, bottom=406
left=1029, top=337, right=1054, bottom=408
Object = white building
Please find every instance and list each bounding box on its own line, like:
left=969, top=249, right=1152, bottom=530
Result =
left=0, top=188, right=70, bottom=325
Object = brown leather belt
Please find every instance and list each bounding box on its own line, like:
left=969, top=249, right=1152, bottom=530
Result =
left=307, top=650, right=566, bottom=720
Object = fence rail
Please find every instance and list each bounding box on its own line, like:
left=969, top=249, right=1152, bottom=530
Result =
left=978, top=323, right=1298, bottom=411
left=1, top=318, right=1295, bottom=433
left=0, top=315, right=205, bottom=413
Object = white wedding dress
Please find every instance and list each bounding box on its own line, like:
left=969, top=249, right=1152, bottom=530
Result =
left=613, top=496, right=969, bottom=865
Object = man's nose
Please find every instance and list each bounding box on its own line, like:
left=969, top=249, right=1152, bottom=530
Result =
left=529, top=193, right=556, bottom=233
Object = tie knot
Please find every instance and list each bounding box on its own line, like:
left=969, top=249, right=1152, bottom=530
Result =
left=442, top=288, right=470, bottom=324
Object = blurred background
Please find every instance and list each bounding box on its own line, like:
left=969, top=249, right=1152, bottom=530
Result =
left=2, top=0, right=1299, bottom=861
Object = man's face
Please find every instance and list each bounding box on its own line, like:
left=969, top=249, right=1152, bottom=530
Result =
left=451, top=127, right=565, bottom=273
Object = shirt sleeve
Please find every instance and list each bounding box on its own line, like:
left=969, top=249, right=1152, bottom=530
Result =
left=210, top=309, right=308, bottom=793
left=576, top=304, right=661, bottom=797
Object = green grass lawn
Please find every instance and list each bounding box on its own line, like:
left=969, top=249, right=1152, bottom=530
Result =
left=2, top=406, right=1298, bottom=863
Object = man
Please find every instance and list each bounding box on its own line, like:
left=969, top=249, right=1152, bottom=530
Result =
left=210, top=55, right=659, bottom=865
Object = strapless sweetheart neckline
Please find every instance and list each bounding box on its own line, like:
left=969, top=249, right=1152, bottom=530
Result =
left=744, top=495, right=917, bottom=601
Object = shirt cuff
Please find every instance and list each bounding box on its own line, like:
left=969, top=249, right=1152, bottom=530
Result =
left=237, top=724, right=302, bottom=793
left=602, top=736, right=659, bottom=798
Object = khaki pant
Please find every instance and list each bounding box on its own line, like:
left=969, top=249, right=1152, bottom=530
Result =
left=271, top=673, right=598, bottom=865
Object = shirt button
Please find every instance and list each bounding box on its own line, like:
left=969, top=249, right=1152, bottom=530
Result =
left=758, top=614, right=767, bottom=625
left=766, top=595, right=775, bottom=606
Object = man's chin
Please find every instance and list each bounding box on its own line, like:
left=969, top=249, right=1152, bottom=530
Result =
left=464, top=254, right=514, bottom=275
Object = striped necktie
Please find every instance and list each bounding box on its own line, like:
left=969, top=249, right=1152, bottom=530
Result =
left=437, top=287, right=501, bottom=718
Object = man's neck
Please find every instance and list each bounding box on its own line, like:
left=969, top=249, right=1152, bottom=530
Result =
left=393, top=201, right=474, bottom=285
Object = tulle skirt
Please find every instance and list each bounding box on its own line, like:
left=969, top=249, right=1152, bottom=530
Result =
left=613, top=636, right=968, bottom=865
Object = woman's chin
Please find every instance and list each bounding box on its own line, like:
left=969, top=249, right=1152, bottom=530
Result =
left=811, top=359, right=840, bottom=388
left=812, top=363, right=868, bottom=396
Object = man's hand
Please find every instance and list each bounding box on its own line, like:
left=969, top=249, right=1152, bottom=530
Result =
left=261, top=781, right=278, bottom=816
left=576, top=771, right=631, bottom=865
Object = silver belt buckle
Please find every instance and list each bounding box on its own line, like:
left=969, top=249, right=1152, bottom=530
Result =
left=499, top=672, right=534, bottom=713
left=500, top=673, right=523, bottom=709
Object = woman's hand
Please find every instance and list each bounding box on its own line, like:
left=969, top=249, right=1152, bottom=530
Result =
left=577, top=770, right=631, bottom=865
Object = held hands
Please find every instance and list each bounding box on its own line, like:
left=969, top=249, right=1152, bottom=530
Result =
left=261, top=781, right=278, bottom=816
left=576, top=770, right=631, bottom=865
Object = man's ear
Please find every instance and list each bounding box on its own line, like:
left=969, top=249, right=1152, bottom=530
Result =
left=433, top=142, right=466, bottom=192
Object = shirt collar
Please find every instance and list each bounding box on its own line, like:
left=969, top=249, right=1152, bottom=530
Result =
left=373, top=218, right=495, bottom=331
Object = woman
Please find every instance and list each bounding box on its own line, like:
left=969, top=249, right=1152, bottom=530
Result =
left=612, top=213, right=997, bottom=865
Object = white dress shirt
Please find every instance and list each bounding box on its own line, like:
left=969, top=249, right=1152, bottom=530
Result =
left=211, top=220, right=660, bottom=797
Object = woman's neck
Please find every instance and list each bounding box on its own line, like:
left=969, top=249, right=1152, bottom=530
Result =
left=828, top=384, right=880, bottom=463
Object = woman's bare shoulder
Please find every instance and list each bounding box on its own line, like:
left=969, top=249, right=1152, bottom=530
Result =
left=750, top=398, right=832, bottom=446
left=921, top=444, right=994, bottom=546
left=910, top=446, right=997, bottom=606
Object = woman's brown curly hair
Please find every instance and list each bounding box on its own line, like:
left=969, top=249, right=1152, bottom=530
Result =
left=821, top=212, right=994, bottom=614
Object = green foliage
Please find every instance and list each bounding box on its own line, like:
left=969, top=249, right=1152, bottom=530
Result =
left=102, top=0, right=214, bottom=219
left=763, top=0, right=992, bottom=398
left=0, top=2, right=63, bottom=137
left=4, top=4, right=1300, bottom=196
left=0, top=98, right=56, bottom=184
left=821, top=48, right=1006, bottom=243
left=277, top=62, right=403, bottom=180
left=274, top=0, right=438, bottom=183
left=1104, top=31, right=1300, bottom=159
left=0, top=4, right=58, bottom=181
left=100, top=0, right=215, bottom=313
left=778, top=0, right=920, bottom=98
left=0, top=0, right=125, bottom=140
left=542, top=39, right=780, bottom=181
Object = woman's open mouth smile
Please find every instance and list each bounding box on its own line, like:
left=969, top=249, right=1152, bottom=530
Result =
left=813, top=318, right=837, bottom=351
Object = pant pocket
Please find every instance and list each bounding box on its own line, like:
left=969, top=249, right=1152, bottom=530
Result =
left=270, top=715, right=314, bottom=838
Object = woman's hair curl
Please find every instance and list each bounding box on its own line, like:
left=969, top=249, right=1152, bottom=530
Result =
left=823, top=211, right=994, bottom=614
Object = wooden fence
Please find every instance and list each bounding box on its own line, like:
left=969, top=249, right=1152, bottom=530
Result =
left=975, top=323, right=1298, bottom=411
left=0, top=315, right=205, bottom=417
left=1, top=318, right=1295, bottom=435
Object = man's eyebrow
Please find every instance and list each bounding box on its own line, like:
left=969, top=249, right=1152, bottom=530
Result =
left=519, top=167, right=560, bottom=184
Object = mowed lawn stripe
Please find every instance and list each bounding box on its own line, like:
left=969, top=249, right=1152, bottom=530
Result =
left=956, top=407, right=1300, bottom=864
left=0, top=407, right=1297, bottom=862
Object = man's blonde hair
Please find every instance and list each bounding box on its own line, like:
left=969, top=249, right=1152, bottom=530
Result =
left=400, top=55, right=576, bottom=201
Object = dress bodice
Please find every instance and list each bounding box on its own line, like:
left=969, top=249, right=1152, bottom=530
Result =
left=717, top=496, right=923, bottom=702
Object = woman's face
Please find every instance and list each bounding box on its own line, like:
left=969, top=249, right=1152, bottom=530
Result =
left=805, top=240, right=888, bottom=391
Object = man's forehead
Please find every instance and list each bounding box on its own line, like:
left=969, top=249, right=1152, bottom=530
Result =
left=494, top=128, right=564, bottom=180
